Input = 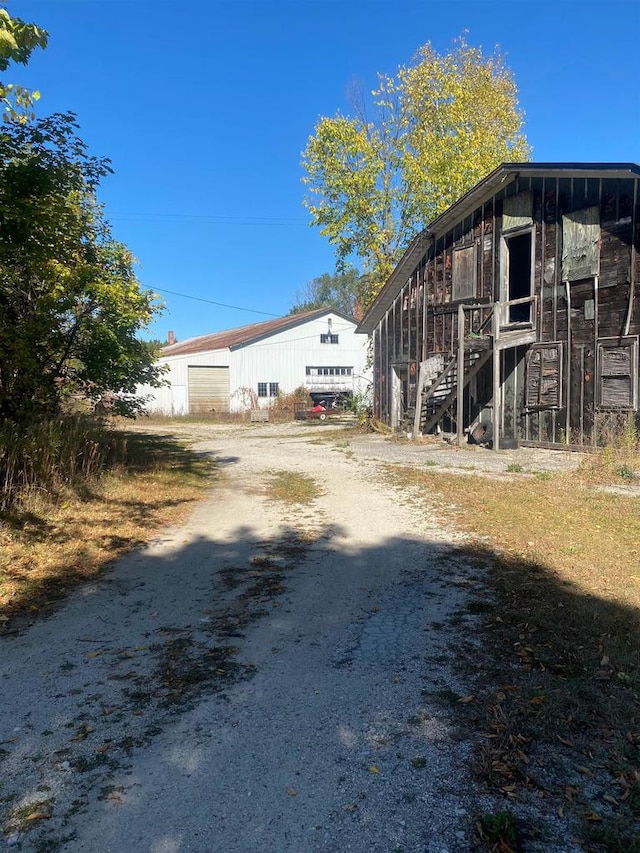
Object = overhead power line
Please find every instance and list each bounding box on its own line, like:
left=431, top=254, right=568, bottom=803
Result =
left=153, top=287, right=282, bottom=317
left=109, top=211, right=308, bottom=226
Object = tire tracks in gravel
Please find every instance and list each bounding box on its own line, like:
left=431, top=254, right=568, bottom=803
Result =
left=2, top=423, right=495, bottom=853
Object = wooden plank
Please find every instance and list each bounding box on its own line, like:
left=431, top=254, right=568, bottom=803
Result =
left=562, top=206, right=600, bottom=281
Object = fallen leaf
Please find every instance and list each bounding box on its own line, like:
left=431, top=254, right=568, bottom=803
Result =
left=25, top=811, right=50, bottom=821
left=342, top=802, right=358, bottom=812
left=584, top=811, right=602, bottom=821
left=285, top=787, right=298, bottom=797
left=367, top=765, right=381, bottom=774
left=458, top=695, right=475, bottom=704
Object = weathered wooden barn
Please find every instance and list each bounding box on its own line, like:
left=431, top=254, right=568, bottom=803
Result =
left=357, top=163, right=640, bottom=449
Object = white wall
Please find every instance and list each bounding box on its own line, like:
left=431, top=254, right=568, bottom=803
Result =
left=137, top=313, right=371, bottom=415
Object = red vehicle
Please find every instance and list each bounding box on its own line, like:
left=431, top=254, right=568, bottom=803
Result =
left=295, top=397, right=345, bottom=421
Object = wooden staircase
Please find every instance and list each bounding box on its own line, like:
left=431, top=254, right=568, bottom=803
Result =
left=411, top=297, right=538, bottom=447
left=413, top=344, right=492, bottom=437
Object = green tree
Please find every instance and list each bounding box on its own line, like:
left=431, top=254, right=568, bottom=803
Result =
left=290, top=267, right=366, bottom=317
left=0, top=113, right=163, bottom=422
left=0, top=6, right=48, bottom=122
left=302, top=35, right=531, bottom=307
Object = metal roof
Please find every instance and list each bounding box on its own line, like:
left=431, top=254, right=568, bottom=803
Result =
left=160, top=308, right=357, bottom=357
left=357, top=162, right=640, bottom=333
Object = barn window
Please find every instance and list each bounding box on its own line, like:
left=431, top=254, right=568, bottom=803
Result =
left=269, top=383, right=279, bottom=397
left=320, top=333, right=339, bottom=344
left=452, top=243, right=476, bottom=301
left=562, top=206, right=600, bottom=281
left=597, top=338, right=638, bottom=410
left=257, top=382, right=268, bottom=397
left=526, top=343, right=563, bottom=409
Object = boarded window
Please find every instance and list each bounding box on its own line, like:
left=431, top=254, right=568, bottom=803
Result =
left=526, top=343, right=563, bottom=409
left=597, top=338, right=638, bottom=410
left=452, top=243, right=476, bottom=301
left=502, top=191, right=533, bottom=231
left=562, top=206, right=600, bottom=281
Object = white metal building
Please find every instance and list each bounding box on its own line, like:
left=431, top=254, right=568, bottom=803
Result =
left=137, top=308, right=371, bottom=415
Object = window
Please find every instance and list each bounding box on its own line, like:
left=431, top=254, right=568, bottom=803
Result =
left=597, top=338, right=638, bottom=410
left=320, top=333, right=339, bottom=344
left=526, top=343, right=563, bottom=409
left=503, top=230, right=533, bottom=323
left=562, top=206, right=600, bottom=282
left=306, top=366, right=352, bottom=377
left=452, top=244, right=476, bottom=301
left=258, top=382, right=279, bottom=398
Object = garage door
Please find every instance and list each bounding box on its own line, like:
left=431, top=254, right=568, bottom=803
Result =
left=187, top=366, right=230, bottom=413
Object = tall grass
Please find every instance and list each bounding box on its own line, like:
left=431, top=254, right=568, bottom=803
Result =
left=0, top=416, right=123, bottom=511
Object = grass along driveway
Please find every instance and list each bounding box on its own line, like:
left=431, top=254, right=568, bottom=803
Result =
left=384, top=462, right=640, bottom=851
left=0, top=431, right=215, bottom=631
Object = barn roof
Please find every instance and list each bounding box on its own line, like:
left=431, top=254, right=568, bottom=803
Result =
left=358, top=162, right=640, bottom=334
left=160, top=307, right=357, bottom=357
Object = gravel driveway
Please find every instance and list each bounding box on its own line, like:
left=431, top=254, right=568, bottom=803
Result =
left=0, top=421, right=583, bottom=852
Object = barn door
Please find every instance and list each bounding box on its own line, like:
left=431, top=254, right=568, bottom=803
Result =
left=187, top=366, right=230, bottom=413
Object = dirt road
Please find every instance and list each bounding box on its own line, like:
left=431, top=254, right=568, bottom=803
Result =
left=0, top=423, right=581, bottom=852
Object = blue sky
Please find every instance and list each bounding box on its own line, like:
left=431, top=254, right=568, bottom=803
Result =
left=14, top=0, right=640, bottom=341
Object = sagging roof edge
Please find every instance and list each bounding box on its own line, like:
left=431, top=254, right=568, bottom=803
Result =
left=357, top=162, right=640, bottom=334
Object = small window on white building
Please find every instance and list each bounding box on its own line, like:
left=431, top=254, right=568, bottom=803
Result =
left=257, top=382, right=268, bottom=397
left=269, top=382, right=279, bottom=397
left=320, top=333, right=339, bottom=344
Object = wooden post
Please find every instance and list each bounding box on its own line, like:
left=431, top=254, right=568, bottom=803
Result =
left=457, top=304, right=465, bottom=446
left=492, top=307, right=500, bottom=451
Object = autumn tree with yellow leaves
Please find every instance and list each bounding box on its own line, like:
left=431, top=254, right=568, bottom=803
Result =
left=0, top=6, right=47, bottom=121
left=302, top=36, right=531, bottom=308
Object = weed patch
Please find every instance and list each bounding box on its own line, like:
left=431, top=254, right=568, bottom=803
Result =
left=266, top=470, right=321, bottom=504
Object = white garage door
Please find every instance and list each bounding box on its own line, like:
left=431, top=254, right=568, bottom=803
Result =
left=187, top=366, right=230, bottom=413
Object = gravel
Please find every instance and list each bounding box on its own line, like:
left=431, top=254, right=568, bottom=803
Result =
left=0, top=421, right=586, bottom=852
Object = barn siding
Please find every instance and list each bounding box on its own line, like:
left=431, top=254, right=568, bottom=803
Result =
left=366, top=165, right=640, bottom=447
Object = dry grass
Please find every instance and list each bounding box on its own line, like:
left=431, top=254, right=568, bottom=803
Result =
left=266, top=470, right=322, bottom=504
left=0, top=431, right=214, bottom=629
left=386, top=461, right=640, bottom=851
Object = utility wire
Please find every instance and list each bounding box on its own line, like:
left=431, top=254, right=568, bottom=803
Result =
left=109, top=211, right=307, bottom=226
left=153, top=287, right=282, bottom=317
